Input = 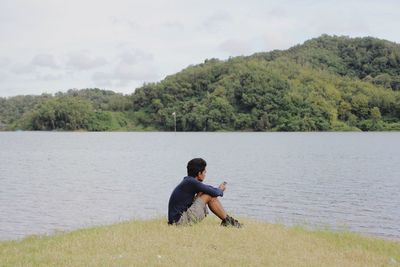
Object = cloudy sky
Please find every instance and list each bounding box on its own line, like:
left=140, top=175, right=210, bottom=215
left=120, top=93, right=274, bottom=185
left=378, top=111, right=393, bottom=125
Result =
left=0, top=0, right=399, bottom=97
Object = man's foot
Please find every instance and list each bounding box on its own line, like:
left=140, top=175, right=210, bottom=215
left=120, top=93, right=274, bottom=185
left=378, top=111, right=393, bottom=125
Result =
left=221, top=215, right=242, bottom=228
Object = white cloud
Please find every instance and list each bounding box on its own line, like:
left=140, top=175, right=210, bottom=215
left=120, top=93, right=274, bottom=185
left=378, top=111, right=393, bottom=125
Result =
left=31, top=53, right=58, bottom=68
left=202, top=12, right=232, bottom=33
left=67, top=51, right=108, bottom=70
left=0, top=71, right=8, bottom=82
left=36, top=73, right=63, bottom=81
left=161, top=21, right=185, bottom=32
left=119, top=50, right=154, bottom=65
left=11, top=63, right=36, bottom=75
left=110, top=16, right=140, bottom=30
left=218, top=39, right=251, bottom=56
left=0, top=57, right=10, bottom=68
left=92, top=50, right=158, bottom=88
left=10, top=54, right=61, bottom=78
left=92, top=72, right=113, bottom=87
left=113, top=61, right=158, bottom=81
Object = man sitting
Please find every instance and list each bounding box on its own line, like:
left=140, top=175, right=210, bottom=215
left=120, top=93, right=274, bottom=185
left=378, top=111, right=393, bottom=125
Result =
left=168, top=158, right=241, bottom=227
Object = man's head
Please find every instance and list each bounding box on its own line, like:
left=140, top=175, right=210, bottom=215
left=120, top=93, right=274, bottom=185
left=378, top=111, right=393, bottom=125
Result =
left=187, top=158, right=207, bottom=181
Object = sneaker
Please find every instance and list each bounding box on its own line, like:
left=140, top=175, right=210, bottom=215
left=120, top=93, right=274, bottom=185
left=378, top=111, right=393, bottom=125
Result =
left=221, top=215, right=242, bottom=228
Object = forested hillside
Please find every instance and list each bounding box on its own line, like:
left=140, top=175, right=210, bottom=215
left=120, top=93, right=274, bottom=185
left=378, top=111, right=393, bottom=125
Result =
left=1, top=35, right=400, bottom=131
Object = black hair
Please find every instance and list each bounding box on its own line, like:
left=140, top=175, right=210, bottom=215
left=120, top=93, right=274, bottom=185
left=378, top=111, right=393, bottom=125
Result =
left=187, top=158, right=207, bottom=177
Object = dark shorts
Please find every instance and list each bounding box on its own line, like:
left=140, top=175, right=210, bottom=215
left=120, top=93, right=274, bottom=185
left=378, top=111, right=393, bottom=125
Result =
left=176, top=197, right=209, bottom=225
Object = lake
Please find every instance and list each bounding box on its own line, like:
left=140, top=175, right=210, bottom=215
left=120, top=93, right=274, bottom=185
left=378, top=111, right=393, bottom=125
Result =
left=0, top=132, right=399, bottom=240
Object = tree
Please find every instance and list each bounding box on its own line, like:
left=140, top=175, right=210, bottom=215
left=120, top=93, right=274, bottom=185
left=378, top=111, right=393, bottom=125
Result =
left=27, top=97, right=95, bottom=130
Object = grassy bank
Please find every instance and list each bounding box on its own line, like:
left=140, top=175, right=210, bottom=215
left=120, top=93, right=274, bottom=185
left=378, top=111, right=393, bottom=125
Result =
left=1, top=218, right=399, bottom=267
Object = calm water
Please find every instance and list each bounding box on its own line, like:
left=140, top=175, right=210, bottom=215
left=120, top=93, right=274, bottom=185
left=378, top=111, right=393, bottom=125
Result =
left=0, top=132, right=399, bottom=241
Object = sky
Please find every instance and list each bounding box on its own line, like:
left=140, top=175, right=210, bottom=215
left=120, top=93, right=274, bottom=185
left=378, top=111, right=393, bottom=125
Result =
left=0, top=0, right=399, bottom=97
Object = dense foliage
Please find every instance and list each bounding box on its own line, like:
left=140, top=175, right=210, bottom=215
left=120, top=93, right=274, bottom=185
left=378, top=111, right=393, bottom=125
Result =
left=1, top=90, right=134, bottom=131
left=1, top=35, right=400, bottom=131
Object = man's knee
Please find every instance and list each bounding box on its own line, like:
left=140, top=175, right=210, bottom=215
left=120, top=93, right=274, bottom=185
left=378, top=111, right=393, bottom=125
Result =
left=199, top=193, right=217, bottom=204
left=209, top=197, right=218, bottom=203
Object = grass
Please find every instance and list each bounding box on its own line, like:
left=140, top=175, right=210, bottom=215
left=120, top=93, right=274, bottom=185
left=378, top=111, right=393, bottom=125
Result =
left=0, top=218, right=399, bottom=267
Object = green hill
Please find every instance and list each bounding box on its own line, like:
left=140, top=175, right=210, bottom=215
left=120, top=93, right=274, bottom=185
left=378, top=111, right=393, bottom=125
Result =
left=254, top=35, right=400, bottom=86
left=1, top=35, right=400, bottom=131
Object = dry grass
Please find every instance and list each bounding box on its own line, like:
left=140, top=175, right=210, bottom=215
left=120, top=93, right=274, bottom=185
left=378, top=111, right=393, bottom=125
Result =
left=1, top=218, right=399, bottom=267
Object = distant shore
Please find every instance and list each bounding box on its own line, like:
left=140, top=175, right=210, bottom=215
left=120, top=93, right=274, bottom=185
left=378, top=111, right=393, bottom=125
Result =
left=1, top=218, right=399, bottom=266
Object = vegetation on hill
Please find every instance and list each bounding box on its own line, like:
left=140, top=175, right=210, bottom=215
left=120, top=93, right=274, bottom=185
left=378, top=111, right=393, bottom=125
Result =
left=1, top=35, right=400, bottom=131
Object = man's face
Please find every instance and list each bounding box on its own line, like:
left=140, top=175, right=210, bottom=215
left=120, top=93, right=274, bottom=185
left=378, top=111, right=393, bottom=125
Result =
left=197, top=168, right=206, bottom=182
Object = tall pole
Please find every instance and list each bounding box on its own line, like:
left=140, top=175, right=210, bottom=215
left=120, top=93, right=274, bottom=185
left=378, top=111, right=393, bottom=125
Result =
left=172, top=112, right=176, bottom=132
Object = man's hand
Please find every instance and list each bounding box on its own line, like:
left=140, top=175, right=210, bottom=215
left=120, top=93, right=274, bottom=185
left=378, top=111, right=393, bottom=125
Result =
left=219, top=182, right=227, bottom=191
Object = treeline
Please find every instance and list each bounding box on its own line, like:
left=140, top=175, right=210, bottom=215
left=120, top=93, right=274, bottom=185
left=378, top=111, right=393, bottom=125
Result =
left=1, top=35, right=400, bottom=131
left=0, top=89, right=137, bottom=131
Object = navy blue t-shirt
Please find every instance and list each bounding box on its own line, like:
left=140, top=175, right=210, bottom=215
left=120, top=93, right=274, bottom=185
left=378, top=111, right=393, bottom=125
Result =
left=168, top=176, right=223, bottom=224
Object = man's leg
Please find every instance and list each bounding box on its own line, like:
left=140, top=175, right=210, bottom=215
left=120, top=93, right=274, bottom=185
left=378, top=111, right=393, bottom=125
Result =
left=198, top=193, right=227, bottom=220
left=198, top=193, right=242, bottom=227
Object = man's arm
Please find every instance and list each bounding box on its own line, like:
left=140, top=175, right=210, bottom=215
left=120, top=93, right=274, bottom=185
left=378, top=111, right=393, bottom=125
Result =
left=193, top=180, right=224, bottom=197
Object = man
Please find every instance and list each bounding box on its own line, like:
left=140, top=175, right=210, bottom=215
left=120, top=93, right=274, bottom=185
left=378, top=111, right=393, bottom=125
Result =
left=168, top=158, right=241, bottom=227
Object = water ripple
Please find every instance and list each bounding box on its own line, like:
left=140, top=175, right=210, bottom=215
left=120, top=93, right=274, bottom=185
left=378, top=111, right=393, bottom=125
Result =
left=0, top=132, right=399, bottom=241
